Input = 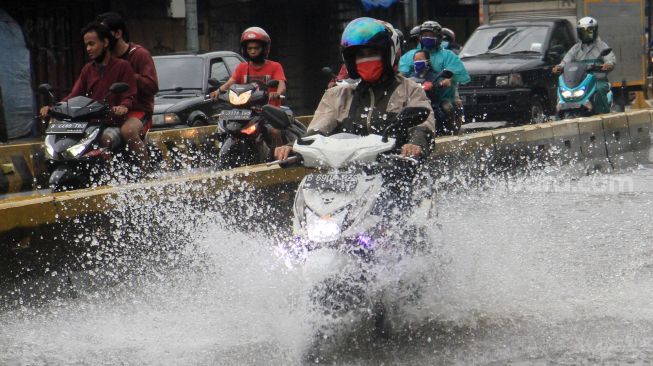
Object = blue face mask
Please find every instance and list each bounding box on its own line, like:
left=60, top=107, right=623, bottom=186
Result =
left=420, top=36, right=438, bottom=50
left=441, top=40, right=450, bottom=49
left=414, top=60, right=429, bottom=74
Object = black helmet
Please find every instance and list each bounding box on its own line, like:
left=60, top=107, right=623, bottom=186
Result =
left=340, top=17, right=397, bottom=79
left=442, top=27, right=455, bottom=42
left=409, top=25, right=421, bottom=41
left=576, top=17, right=598, bottom=44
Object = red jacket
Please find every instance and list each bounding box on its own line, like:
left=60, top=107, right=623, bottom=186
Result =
left=65, top=57, right=137, bottom=111
left=120, top=43, right=159, bottom=113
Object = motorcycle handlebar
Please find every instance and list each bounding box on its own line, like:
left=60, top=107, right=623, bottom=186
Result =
left=383, top=153, right=420, bottom=165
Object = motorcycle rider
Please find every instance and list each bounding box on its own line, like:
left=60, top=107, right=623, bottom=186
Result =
left=210, top=26, right=287, bottom=147
left=407, top=25, right=421, bottom=51
left=441, top=27, right=461, bottom=55
left=210, top=27, right=286, bottom=107
left=274, top=17, right=435, bottom=162
left=552, top=16, right=616, bottom=114
left=398, top=20, right=470, bottom=124
left=411, top=50, right=460, bottom=135
left=97, top=12, right=159, bottom=171
left=40, top=22, right=137, bottom=152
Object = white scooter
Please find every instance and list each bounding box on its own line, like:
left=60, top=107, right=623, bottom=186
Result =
left=264, top=105, right=431, bottom=324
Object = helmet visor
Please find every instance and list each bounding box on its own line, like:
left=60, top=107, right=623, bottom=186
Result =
left=577, top=27, right=595, bottom=42
left=341, top=17, right=387, bottom=48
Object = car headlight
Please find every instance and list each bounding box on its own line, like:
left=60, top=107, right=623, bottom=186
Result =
left=306, top=208, right=347, bottom=243
left=496, top=73, right=523, bottom=87
left=45, top=135, right=56, bottom=159
left=561, top=90, right=573, bottom=98
left=64, top=128, right=100, bottom=159
left=572, top=89, right=585, bottom=97
left=163, top=113, right=181, bottom=125
left=229, top=90, right=252, bottom=105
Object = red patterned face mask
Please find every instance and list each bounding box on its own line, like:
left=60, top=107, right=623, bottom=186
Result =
left=356, top=56, right=384, bottom=82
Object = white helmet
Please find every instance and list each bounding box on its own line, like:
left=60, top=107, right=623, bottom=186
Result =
left=577, top=17, right=598, bottom=44
left=378, top=20, right=401, bottom=67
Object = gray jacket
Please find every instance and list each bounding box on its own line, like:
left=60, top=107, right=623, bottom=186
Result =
left=560, top=37, right=616, bottom=79
left=306, top=74, right=435, bottom=149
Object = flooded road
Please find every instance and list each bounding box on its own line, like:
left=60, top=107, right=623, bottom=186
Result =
left=2, top=165, right=653, bottom=365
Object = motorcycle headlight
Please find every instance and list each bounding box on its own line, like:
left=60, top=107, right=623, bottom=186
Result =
left=64, top=128, right=100, bottom=159
left=572, top=89, right=585, bottom=97
left=229, top=90, right=252, bottom=105
left=45, top=135, right=56, bottom=159
left=561, top=90, right=573, bottom=98
left=306, top=208, right=347, bottom=243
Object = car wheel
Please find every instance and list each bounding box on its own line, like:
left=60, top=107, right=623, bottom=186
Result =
left=529, top=96, right=546, bottom=124
left=190, top=118, right=208, bottom=127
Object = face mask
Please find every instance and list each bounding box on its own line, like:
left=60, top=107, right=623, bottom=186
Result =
left=356, top=56, right=384, bottom=82
left=250, top=53, right=265, bottom=63
left=420, top=36, right=438, bottom=50
left=441, top=41, right=450, bottom=49
left=414, top=60, right=429, bottom=74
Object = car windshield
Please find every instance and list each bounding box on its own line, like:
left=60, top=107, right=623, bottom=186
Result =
left=461, top=25, right=549, bottom=58
left=154, top=57, right=204, bottom=92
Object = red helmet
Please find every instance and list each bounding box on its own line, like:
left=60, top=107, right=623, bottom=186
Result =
left=240, top=27, right=271, bottom=57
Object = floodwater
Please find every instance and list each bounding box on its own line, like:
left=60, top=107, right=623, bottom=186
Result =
left=2, top=164, right=653, bottom=365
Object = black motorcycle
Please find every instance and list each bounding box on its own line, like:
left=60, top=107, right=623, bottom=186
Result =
left=209, top=78, right=306, bottom=169
left=39, top=82, right=135, bottom=191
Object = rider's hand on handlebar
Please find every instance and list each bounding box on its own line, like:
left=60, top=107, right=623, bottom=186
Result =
left=601, top=63, right=614, bottom=72
left=112, top=105, right=128, bottom=116
left=209, top=89, right=223, bottom=101
left=268, top=92, right=283, bottom=101
left=552, top=65, right=563, bottom=74
left=401, top=143, right=422, bottom=158
left=39, top=106, right=49, bottom=118
left=274, top=145, right=293, bottom=161
left=439, top=78, right=452, bottom=88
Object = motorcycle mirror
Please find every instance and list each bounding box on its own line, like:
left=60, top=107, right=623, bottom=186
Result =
left=321, top=66, right=335, bottom=77
left=208, top=78, right=221, bottom=88
left=440, top=69, right=454, bottom=79
left=266, top=80, right=279, bottom=88
left=38, top=83, right=54, bottom=96
left=600, top=48, right=612, bottom=57
left=109, top=82, right=129, bottom=94
left=262, top=105, right=291, bottom=130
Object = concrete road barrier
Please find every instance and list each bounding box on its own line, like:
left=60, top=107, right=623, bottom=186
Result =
left=601, top=113, right=635, bottom=169
left=576, top=116, right=611, bottom=173
left=491, top=126, right=530, bottom=174
left=548, top=120, right=582, bottom=166
left=626, top=110, right=653, bottom=164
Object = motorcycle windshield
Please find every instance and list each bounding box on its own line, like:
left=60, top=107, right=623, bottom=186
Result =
left=562, top=62, right=589, bottom=89
left=52, top=96, right=105, bottom=119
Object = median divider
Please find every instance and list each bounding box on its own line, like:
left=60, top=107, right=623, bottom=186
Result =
left=600, top=112, right=635, bottom=169
left=577, top=116, right=611, bottom=173
left=1, top=110, right=652, bottom=243
left=548, top=120, right=582, bottom=165
left=625, top=110, right=653, bottom=164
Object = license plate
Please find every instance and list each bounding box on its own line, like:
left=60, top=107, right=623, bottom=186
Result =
left=304, top=174, right=358, bottom=192
left=46, top=122, right=88, bottom=134
left=219, top=109, right=252, bottom=120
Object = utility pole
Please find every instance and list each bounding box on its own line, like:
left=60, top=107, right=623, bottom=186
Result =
left=185, top=0, right=199, bottom=52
